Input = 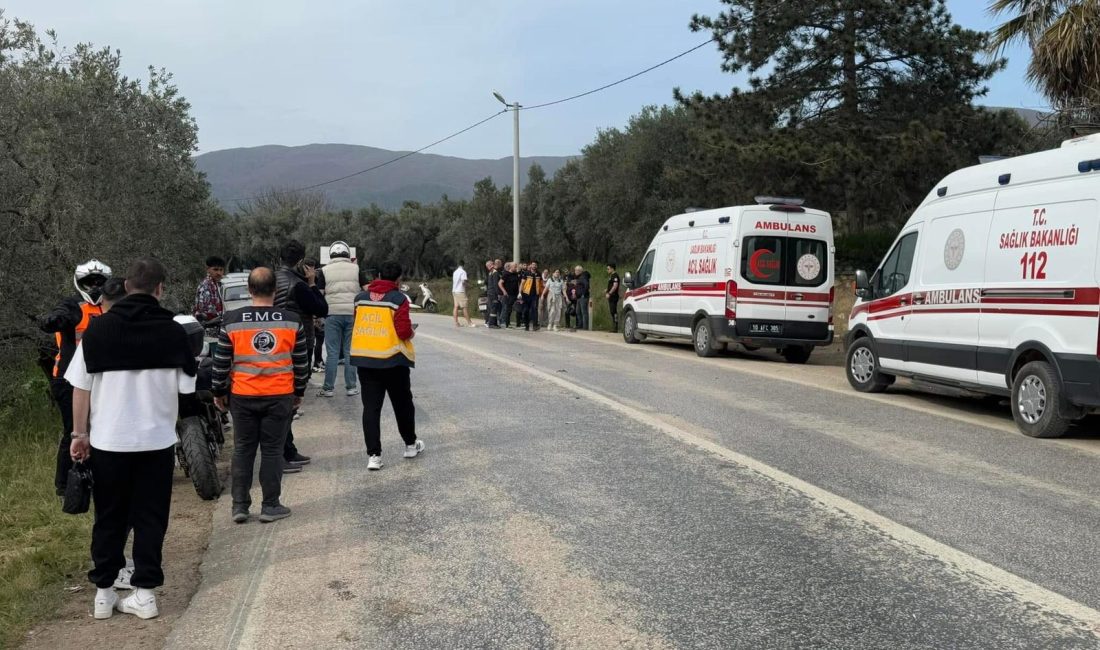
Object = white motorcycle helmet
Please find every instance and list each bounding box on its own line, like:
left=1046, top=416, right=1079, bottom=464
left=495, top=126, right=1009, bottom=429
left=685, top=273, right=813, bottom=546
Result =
left=74, top=259, right=112, bottom=305
left=328, top=241, right=351, bottom=259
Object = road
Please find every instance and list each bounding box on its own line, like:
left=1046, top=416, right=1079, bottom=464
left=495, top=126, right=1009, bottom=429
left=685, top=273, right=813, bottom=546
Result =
left=168, top=316, right=1100, bottom=649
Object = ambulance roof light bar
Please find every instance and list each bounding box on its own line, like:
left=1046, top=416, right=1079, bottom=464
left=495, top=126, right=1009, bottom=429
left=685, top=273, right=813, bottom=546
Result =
left=755, top=196, right=804, bottom=207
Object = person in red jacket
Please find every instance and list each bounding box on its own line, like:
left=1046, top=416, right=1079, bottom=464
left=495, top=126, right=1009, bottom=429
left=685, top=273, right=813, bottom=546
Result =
left=349, top=260, right=423, bottom=471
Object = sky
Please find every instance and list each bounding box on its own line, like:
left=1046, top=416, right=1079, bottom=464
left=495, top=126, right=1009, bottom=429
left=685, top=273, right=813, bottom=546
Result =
left=2, top=1, right=1045, bottom=159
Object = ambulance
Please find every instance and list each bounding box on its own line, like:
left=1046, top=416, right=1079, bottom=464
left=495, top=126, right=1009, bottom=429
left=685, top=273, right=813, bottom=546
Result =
left=622, top=198, right=836, bottom=363
left=845, top=134, right=1100, bottom=438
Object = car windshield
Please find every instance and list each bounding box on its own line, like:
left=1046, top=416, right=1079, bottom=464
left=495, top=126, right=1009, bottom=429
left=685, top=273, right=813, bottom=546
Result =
left=224, top=285, right=249, bottom=301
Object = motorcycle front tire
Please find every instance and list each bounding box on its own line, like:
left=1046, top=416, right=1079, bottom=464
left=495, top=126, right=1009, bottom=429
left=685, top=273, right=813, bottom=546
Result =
left=178, top=416, right=222, bottom=500
left=426, top=301, right=438, bottom=313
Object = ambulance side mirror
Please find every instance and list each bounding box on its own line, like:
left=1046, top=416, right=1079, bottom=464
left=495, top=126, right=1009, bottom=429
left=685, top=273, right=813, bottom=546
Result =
left=854, top=269, right=871, bottom=300
left=624, top=272, right=635, bottom=289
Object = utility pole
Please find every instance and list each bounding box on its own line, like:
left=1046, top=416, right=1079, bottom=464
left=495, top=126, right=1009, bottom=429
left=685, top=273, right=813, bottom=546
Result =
left=494, top=91, right=521, bottom=262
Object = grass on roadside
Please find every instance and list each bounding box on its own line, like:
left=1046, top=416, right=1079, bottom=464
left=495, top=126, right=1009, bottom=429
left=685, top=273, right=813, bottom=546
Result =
left=0, top=368, right=92, bottom=650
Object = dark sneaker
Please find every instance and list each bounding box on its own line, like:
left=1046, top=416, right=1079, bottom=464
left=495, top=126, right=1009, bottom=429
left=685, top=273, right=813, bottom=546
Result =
left=232, top=509, right=249, bottom=524
left=282, top=460, right=303, bottom=474
left=259, top=505, right=292, bottom=523
left=288, top=453, right=311, bottom=465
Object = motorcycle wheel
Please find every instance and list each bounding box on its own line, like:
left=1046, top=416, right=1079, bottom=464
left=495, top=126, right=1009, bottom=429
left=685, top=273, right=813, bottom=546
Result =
left=178, top=416, right=222, bottom=500
left=426, top=301, right=437, bottom=313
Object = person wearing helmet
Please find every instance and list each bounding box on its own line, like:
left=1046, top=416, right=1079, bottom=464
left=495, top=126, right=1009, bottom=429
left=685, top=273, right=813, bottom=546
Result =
left=40, top=259, right=112, bottom=495
left=316, top=241, right=362, bottom=398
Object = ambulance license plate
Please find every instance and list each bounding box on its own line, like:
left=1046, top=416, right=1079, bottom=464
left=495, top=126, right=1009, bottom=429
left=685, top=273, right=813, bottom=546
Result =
left=749, top=323, right=783, bottom=335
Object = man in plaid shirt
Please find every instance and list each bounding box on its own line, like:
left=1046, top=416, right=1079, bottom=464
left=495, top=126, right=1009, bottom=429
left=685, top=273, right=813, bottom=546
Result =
left=192, top=256, right=226, bottom=332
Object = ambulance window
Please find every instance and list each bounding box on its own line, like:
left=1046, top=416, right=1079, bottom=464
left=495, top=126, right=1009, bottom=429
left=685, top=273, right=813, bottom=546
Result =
left=874, top=232, right=918, bottom=298
left=636, top=250, right=655, bottom=286
left=742, top=236, right=784, bottom=285
left=786, top=238, right=827, bottom=287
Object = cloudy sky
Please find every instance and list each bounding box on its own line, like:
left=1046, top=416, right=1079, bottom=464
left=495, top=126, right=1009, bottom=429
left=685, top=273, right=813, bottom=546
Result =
left=3, top=1, right=1042, bottom=159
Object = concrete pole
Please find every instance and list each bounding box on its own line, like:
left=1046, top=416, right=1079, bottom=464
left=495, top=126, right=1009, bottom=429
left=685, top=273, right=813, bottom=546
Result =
left=512, top=103, right=521, bottom=263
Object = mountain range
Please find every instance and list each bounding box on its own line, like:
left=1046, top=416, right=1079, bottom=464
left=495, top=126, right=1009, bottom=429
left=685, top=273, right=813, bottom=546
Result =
left=195, top=144, right=572, bottom=211
left=195, top=107, right=1046, bottom=212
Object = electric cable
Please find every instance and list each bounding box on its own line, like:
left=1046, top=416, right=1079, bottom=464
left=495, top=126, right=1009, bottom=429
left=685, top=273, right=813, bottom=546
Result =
left=223, top=37, right=716, bottom=204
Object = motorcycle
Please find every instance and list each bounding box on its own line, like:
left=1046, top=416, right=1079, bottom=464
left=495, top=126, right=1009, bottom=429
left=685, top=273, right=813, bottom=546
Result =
left=401, top=283, right=438, bottom=313
left=418, top=283, right=438, bottom=313
left=174, top=315, right=224, bottom=500
left=400, top=284, right=422, bottom=311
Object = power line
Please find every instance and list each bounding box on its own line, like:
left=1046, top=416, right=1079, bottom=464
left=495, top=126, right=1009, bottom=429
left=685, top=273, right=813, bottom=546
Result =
left=225, top=109, right=507, bottom=204
left=521, top=37, right=716, bottom=111
left=223, top=37, right=717, bottom=205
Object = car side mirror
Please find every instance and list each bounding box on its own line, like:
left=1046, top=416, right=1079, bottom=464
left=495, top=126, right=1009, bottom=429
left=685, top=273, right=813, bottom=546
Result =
left=624, top=272, right=635, bottom=289
left=854, top=269, right=871, bottom=300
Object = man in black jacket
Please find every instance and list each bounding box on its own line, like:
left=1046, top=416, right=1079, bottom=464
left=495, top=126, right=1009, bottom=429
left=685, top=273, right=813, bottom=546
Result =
left=274, top=240, right=328, bottom=471
left=486, top=259, right=502, bottom=328
left=67, top=258, right=196, bottom=621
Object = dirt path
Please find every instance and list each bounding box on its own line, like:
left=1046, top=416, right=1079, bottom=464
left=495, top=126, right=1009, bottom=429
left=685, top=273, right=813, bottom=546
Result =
left=20, top=462, right=224, bottom=649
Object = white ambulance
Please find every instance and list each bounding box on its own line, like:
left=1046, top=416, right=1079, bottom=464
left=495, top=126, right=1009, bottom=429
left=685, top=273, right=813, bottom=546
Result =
left=622, top=198, right=836, bottom=363
left=846, top=135, right=1100, bottom=438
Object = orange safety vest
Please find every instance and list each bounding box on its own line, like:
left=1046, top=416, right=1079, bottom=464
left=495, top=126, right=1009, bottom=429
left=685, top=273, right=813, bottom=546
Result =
left=54, top=303, right=103, bottom=377
left=224, top=309, right=300, bottom=397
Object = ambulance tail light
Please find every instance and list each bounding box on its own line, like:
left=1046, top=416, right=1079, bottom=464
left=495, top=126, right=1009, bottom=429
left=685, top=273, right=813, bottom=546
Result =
left=725, top=280, right=737, bottom=319
left=828, top=287, right=835, bottom=325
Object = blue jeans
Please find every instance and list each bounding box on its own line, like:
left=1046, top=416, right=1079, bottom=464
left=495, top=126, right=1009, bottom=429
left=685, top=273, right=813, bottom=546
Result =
left=323, top=315, right=357, bottom=391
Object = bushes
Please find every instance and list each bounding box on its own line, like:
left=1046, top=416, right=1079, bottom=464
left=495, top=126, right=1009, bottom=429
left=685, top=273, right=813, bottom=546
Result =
left=835, top=229, right=898, bottom=272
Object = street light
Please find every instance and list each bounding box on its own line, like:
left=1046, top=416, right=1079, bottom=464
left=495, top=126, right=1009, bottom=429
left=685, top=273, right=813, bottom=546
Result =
left=494, top=90, right=521, bottom=263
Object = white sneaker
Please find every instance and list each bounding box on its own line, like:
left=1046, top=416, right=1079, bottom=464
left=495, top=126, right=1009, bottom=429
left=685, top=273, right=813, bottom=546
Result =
left=403, top=440, right=425, bottom=458
left=318, top=388, right=334, bottom=397
left=116, top=589, right=159, bottom=619
left=113, top=566, right=134, bottom=590
left=346, top=386, right=360, bottom=397
left=367, top=455, right=383, bottom=471
left=94, top=588, right=118, bottom=620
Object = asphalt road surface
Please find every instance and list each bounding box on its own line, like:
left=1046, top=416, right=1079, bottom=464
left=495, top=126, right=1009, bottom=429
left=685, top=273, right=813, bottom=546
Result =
left=169, top=317, right=1100, bottom=649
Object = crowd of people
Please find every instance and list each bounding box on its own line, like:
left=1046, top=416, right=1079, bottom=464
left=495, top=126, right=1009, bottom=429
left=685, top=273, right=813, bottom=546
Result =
left=40, top=239, right=422, bottom=623
left=452, top=259, right=621, bottom=332
left=39, top=242, right=624, bottom=624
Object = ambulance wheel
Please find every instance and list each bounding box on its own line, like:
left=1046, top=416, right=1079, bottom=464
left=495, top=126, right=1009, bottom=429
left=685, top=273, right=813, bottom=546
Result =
left=1011, top=361, right=1071, bottom=438
left=623, top=310, right=645, bottom=344
left=693, top=319, right=719, bottom=358
left=845, top=338, right=893, bottom=393
left=782, top=345, right=812, bottom=364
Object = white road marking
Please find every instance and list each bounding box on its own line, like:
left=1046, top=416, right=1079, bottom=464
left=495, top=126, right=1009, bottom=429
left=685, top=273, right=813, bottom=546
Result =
left=422, top=331, right=1100, bottom=632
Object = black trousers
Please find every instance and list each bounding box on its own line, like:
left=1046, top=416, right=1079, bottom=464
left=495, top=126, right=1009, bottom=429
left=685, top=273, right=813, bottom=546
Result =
left=51, top=379, right=75, bottom=492
left=231, top=396, right=293, bottom=510
left=357, top=366, right=416, bottom=456
left=89, top=445, right=174, bottom=589
left=314, top=328, right=325, bottom=366
left=522, top=294, right=540, bottom=329
left=499, top=295, right=516, bottom=328
left=608, top=295, right=620, bottom=329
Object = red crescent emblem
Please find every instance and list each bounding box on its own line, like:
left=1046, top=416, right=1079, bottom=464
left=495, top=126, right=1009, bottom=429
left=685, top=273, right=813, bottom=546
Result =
left=749, top=248, right=777, bottom=279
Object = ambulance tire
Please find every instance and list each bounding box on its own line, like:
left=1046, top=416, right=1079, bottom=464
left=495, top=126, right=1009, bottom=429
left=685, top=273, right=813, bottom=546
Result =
left=179, top=417, right=222, bottom=500
left=1011, top=361, right=1071, bottom=439
left=623, top=310, right=645, bottom=344
left=845, top=337, right=894, bottom=393
left=781, top=345, right=813, bottom=364
left=693, top=319, right=720, bottom=358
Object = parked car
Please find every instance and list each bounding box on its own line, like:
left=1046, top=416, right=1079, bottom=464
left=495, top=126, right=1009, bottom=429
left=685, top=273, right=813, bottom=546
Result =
left=846, top=134, right=1100, bottom=438
left=622, top=198, right=836, bottom=363
left=221, top=273, right=250, bottom=312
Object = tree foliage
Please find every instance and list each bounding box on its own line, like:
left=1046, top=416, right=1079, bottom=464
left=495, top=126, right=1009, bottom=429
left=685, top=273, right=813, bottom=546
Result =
left=989, top=0, right=1100, bottom=129
left=682, top=0, right=1011, bottom=232
left=0, top=12, right=228, bottom=354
